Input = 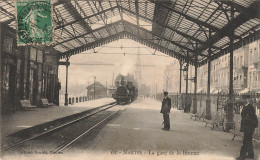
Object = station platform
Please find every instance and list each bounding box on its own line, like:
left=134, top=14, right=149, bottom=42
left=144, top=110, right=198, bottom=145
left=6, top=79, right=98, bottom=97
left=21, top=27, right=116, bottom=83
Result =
left=1, top=98, right=115, bottom=139
left=67, top=98, right=260, bottom=160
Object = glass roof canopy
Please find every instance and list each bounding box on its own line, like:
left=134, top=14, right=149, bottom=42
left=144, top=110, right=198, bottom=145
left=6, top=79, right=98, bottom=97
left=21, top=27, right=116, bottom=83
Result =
left=1, top=0, right=260, bottom=66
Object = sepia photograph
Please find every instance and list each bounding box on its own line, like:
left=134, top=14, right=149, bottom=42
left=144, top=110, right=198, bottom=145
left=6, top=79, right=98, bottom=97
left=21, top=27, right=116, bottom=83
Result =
left=0, top=0, right=260, bottom=160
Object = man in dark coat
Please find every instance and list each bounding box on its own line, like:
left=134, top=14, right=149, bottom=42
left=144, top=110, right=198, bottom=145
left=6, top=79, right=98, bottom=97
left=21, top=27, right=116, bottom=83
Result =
left=237, top=95, right=258, bottom=160
left=160, top=91, right=171, bottom=131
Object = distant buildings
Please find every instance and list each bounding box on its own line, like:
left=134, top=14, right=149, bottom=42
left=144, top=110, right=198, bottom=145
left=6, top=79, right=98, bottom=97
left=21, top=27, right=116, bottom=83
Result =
left=86, top=81, right=107, bottom=98
left=197, top=40, right=260, bottom=94
left=164, top=40, right=260, bottom=94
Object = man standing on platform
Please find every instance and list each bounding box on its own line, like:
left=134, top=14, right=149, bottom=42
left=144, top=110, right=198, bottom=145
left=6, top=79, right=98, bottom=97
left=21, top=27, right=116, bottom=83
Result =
left=160, top=91, right=171, bottom=131
left=237, top=95, right=258, bottom=160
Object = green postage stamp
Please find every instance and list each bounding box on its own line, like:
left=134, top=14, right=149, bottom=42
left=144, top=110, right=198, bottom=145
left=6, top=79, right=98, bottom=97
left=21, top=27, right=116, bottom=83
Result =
left=16, top=0, right=53, bottom=45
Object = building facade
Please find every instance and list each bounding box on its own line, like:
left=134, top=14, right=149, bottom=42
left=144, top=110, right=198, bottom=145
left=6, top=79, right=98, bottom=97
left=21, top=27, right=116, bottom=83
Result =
left=86, top=81, right=107, bottom=98
left=197, top=40, right=260, bottom=94
left=1, top=24, right=60, bottom=113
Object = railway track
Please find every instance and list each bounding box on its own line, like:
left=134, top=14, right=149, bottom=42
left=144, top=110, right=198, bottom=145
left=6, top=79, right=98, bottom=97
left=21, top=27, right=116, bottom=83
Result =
left=2, top=102, right=119, bottom=153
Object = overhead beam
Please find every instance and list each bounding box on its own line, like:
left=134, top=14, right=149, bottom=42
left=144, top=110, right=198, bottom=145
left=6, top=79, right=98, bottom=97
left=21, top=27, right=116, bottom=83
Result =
left=59, top=30, right=192, bottom=64
left=54, top=20, right=123, bottom=47
left=55, top=19, right=207, bottom=58
left=121, top=7, right=219, bottom=51
left=199, top=29, right=260, bottom=66
left=120, top=31, right=192, bottom=64
left=55, top=6, right=118, bottom=30
left=216, top=1, right=248, bottom=13
left=63, top=1, right=97, bottom=40
left=122, top=21, right=197, bottom=55
left=196, top=1, right=260, bottom=53
left=151, top=1, right=220, bottom=32
left=135, top=0, right=140, bottom=35
left=123, top=20, right=208, bottom=57
left=59, top=31, right=126, bottom=58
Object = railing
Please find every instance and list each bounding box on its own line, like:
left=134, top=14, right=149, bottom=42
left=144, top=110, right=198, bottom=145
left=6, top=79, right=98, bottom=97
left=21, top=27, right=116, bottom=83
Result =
left=68, top=95, right=103, bottom=105
left=155, top=92, right=260, bottom=139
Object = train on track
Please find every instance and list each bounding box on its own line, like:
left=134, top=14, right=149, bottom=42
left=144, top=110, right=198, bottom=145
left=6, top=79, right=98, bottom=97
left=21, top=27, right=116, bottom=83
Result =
left=112, top=75, right=138, bottom=104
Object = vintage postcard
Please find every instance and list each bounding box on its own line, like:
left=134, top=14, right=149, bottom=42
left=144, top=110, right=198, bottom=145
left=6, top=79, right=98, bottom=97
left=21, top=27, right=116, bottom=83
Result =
left=1, top=0, right=260, bottom=160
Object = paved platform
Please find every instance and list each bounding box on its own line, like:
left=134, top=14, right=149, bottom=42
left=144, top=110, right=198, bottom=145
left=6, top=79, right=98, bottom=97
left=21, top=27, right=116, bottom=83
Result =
left=1, top=98, right=115, bottom=138
left=68, top=98, right=260, bottom=160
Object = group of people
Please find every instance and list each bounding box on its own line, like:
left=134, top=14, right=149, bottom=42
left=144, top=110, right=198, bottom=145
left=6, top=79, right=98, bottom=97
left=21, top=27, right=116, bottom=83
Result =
left=160, top=92, right=258, bottom=160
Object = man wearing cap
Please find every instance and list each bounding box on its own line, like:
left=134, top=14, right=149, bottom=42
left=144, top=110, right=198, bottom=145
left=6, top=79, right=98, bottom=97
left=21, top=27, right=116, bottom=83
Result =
left=237, top=95, right=258, bottom=160
left=160, top=91, right=171, bottom=131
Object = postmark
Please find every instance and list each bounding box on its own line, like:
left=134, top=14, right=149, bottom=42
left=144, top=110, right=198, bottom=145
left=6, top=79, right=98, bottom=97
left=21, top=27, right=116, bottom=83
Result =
left=16, top=0, right=53, bottom=45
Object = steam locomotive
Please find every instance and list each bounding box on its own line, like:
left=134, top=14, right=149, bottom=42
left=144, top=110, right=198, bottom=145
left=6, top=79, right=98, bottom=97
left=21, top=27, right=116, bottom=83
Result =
left=112, top=75, right=138, bottom=104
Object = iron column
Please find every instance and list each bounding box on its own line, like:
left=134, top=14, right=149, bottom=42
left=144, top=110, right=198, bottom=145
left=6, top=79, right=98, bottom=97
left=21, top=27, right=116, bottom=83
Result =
left=179, top=60, right=183, bottom=110
left=185, top=63, right=189, bottom=112
left=193, top=57, right=198, bottom=114
left=205, top=30, right=212, bottom=120
left=64, top=57, right=69, bottom=106
left=225, top=6, right=235, bottom=131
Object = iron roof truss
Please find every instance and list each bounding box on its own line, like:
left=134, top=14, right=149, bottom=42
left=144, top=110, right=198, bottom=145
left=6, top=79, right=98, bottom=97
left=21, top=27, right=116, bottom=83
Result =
left=1, top=0, right=260, bottom=66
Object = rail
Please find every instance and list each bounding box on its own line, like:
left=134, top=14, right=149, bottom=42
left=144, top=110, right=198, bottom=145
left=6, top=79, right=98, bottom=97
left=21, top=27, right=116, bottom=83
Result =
left=2, top=102, right=117, bottom=151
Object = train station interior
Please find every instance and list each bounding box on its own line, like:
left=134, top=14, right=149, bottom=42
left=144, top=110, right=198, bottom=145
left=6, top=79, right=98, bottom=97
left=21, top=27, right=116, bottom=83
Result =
left=1, top=0, right=260, bottom=160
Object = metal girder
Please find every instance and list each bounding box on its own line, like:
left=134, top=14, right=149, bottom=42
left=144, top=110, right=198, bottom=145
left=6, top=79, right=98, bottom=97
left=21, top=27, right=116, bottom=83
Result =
left=63, top=1, right=97, bottom=40
left=54, top=20, right=123, bottom=47
left=55, top=6, right=118, bottom=30
left=53, top=9, right=85, bottom=46
left=121, top=7, right=216, bottom=53
left=108, top=1, right=119, bottom=33
left=95, top=1, right=112, bottom=36
left=123, top=7, right=198, bottom=41
left=124, top=21, right=194, bottom=53
left=196, top=1, right=260, bottom=54
left=123, top=20, right=208, bottom=58
left=55, top=19, right=207, bottom=58
left=216, top=1, right=248, bottom=13
left=59, top=31, right=126, bottom=58
left=151, top=1, right=220, bottom=32
left=135, top=0, right=140, bottom=35
left=0, top=6, right=15, bottom=18
left=199, top=29, right=260, bottom=66
left=60, top=30, right=191, bottom=63
left=116, top=0, right=126, bottom=35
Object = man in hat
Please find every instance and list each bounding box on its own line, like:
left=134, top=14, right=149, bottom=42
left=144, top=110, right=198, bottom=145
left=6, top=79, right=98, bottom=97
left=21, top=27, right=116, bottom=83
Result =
left=160, top=91, right=171, bottom=131
left=237, top=95, right=258, bottom=160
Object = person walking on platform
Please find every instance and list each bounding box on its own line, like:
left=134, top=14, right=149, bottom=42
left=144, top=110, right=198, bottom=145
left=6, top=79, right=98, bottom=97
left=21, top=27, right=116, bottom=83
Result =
left=160, top=92, right=171, bottom=131
left=236, top=95, right=258, bottom=160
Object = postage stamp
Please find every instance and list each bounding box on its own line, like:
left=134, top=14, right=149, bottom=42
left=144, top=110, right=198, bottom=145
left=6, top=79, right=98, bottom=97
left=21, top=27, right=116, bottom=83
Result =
left=16, top=0, right=53, bottom=45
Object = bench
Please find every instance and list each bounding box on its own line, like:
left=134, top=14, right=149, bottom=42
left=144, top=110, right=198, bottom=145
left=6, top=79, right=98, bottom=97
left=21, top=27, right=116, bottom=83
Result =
left=20, top=100, right=36, bottom=110
left=41, top=99, right=55, bottom=108
left=229, top=129, right=260, bottom=143
left=204, top=110, right=226, bottom=130
left=190, top=109, right=206, bottom=121
left=204, top=119, right=218, bottom=130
